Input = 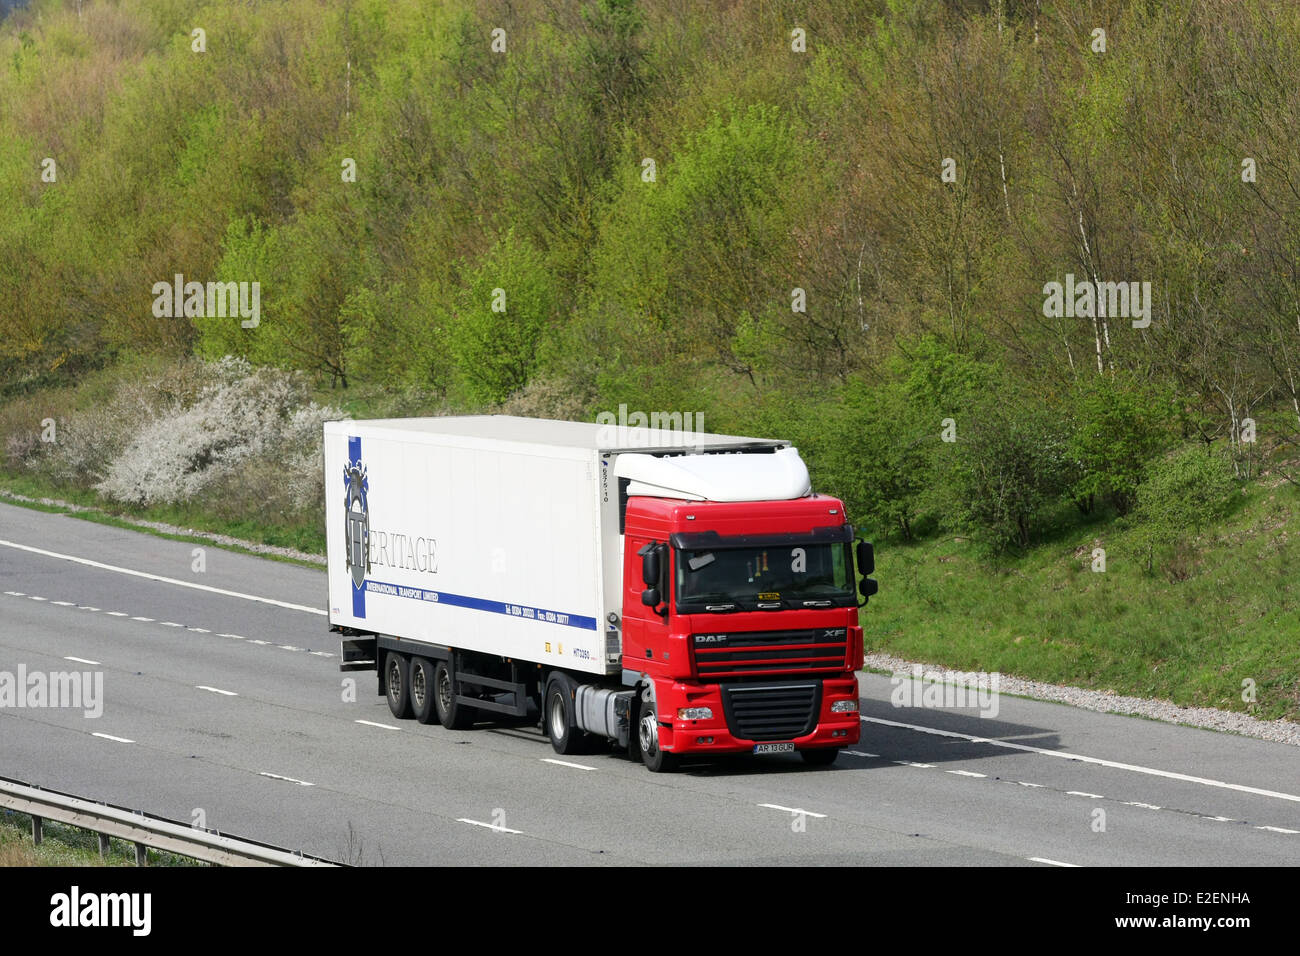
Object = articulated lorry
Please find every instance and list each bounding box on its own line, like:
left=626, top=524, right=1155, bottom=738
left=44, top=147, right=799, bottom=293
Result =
left=326, top=416, right=877, bottom=771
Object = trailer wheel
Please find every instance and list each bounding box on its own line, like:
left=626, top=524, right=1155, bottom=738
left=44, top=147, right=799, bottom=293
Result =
left=411, top=657, right=438, bottom=724
left=637, top=695, right=678, bottom=773
left=543, top=673, right=586, bottom=755
left=434, top=659, right=474, bottom=730
left=801, top=748, right=840, bottom=767
left=385, top=652, right=413, bottom=720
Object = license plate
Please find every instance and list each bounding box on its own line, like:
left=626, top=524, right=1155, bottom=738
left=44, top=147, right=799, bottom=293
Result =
left=753, top=742, right=795, bottom=754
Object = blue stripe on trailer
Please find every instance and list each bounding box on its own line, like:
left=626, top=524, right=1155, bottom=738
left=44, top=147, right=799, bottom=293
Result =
left=362, top=578, right=597, bottom=631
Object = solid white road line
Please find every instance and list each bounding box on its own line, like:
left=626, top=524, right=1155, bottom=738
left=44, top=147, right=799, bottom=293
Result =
left=541, top=758, right=596, bottom=771
left=0, top=538, right=326, bottom=615
left=457, top=818, right=522, bottom=834
left=759, top=803, right=828, bottom=818
left=861, top=715, right=1300, bottom=805
left=196, top=685, right=238, bottom=696
left=1029, top=857, right=1080, bottom=867
left=259, top=771, right=313, bottom=786
left=63, top=656, right=101, bottom=666
left=92, top=733, right=134, bottom=744
left=355, top=719, right=400, bottom=730
left=1067, top=791, right=1106, bottom=798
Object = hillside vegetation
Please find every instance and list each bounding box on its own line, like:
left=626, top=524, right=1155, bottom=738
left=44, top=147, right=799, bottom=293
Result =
left=1, top=0, right=1298, bottom=720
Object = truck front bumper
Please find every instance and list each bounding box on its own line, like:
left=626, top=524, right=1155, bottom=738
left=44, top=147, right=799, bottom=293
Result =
left=653, top=675, right=861, bottom=754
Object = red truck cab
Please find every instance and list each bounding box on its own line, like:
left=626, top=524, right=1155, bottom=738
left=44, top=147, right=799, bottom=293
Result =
left=621, top=493, right=868, bottom=770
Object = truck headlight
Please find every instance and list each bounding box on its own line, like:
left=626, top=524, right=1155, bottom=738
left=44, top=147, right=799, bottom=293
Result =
left=831, top=700, right=859, bottom=714
left=677, top=707, right=713, bottom=720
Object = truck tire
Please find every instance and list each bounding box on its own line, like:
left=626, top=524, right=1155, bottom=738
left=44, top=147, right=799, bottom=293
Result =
left=434, top=658, right=475, bottom=730
left=385, top=652, right=413, bottom=720
left=801, top=747, right=840, bottom=767
left=543, top=673, right=587, bottom=755
left=411, top=657, right=438, bottom=725
left=637, top=695, right=678, bottom=773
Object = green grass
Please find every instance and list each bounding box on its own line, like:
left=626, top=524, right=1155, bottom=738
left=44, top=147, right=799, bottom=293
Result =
left=862, top=482, right=1300, bottom=722
left=0, top=468, right=326, bottom=559
left=0, top=810, right=202, bottom=867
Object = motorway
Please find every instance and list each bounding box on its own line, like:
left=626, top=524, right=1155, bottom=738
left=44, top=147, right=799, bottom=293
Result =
left=1, top=500, right=1297, bottom=866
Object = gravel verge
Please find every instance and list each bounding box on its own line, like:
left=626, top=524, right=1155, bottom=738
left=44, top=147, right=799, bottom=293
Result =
left=865, top=651, right=1300, bottom=747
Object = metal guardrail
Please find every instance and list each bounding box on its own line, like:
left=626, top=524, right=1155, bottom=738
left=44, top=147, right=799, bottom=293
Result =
left=0, top=776, right=339, bottom=867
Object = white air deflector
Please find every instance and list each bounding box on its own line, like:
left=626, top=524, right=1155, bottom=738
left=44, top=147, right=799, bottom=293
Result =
left=614, top=446, right=811, bottom=502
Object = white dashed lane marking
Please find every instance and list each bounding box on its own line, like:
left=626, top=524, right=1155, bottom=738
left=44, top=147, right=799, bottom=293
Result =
left=861, top=714, right=1300, bottom=805
left=0, top=537, right=325, bottom=615
left=355, top=720, right=400, bottom=731
left=457, top=818, right=522, bottom=834
left=541, top=758, right=596, bottom=771
left=259, top=772, right=313, bottom=786
left=2, top=590, right=339, bottom=663
left=759, top=803, right=828, bottom=819
left=92, top=733, right=134, bottom=744
left=63, top=656, right=101, bottom=666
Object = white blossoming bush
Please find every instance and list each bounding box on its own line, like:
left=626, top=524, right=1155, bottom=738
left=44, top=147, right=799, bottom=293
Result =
left=93, top=359, right=344, bottom=509
left=31, top=359, right=230, bottom=485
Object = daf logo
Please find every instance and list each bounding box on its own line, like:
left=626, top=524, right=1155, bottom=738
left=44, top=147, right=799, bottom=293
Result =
left=694, top=634, right=727, bottom=644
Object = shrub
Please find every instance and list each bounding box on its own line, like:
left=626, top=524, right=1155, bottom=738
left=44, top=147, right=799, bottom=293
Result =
left=1132, top=445, right=1237, bottom=576
left=94, top=359, right=344, bottom=507
left=1065, top=374, right=1173, bottom=515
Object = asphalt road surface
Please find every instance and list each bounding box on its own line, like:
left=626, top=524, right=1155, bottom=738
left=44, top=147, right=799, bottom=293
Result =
left=1, top=501, right=1296, bottom=865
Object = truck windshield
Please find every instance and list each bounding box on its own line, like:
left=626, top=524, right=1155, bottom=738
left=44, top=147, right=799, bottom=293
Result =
left=675, top=542, right=855, bottom=612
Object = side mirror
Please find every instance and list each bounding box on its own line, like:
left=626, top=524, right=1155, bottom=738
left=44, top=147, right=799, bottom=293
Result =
left=856, top=541, right=875, bottom=576
left=859, top=577, right=878, bottom=599
left=641, top=587, right=661, bottom=607
left=641, top=550, right=660, bottom=588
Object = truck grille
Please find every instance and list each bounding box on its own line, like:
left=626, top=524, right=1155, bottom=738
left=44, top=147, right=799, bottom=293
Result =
left=720, top=682, right=821, bottom=741
left=692, top=628, right=848, bottom=680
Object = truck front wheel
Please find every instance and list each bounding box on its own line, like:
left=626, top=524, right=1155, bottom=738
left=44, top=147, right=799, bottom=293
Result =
left=637, top=700, right=678, bottom=773
left=385, top=652, right=413, bottom=720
